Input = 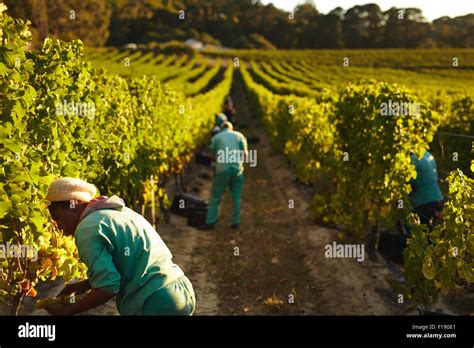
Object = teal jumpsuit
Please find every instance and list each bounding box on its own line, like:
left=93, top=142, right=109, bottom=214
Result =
left=409, top=151, right=444, bottom=207
left=409, top=151, right=444, bottom=226
left=75, top=195, right=196, bottom=315
left=206, top=128, right=248, bottom=225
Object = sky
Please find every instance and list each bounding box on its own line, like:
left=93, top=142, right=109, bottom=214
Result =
left=260, top=0, right=474, bottom=21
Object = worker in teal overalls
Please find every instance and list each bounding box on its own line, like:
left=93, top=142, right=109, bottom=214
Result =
left=199, top=121, right=248, bottom=230
left=43, top=177, right=196, bottom=316
left=409, top=151, right=444, bottom=228
left=378, top=151, right=445, bottom=263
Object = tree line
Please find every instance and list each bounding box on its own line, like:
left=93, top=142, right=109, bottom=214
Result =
left=5, top=0, right=474, bottom=49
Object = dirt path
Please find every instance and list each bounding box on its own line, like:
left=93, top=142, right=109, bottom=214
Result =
left=158, top=168, right=220, bottom=315
left=262, top=136, right=405, bottom=315
left=189, top=71, right=407, bottom=315
left=160, top=218, right=219, bottom=315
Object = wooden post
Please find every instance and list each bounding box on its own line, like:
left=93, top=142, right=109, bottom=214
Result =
left=180, top=172, right=186, bottom=192
left=364, top=209, right=378, bottom=261
left=174, top=174, right=180, bottom=193
left=160, top=177, right=170, bottom=224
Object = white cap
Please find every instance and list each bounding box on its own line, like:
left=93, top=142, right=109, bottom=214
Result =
left=46, top=177, right=97, bottom=202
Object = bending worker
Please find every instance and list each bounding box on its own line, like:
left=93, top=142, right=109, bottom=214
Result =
left=222, top=97, right=236, bottom=124
left=43, top=177, right=195, bottom=316
left=212, top=112, right=228, bottom=137
left=409, top=151, right=444, bottom=229
left=199, top=121, right=248, bottom=230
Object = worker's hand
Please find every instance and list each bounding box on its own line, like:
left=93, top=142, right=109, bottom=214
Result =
left=45, top=303, right=72, bottom=316
left=59, top=280, right=90, bottom=296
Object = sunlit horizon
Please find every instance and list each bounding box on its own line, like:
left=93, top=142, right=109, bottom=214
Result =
left=260, top=0, right=474, bottom=20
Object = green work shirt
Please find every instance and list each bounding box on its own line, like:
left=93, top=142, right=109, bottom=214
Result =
left=211, top=128, right=248, bottom=175
left=75, top=206, right=184, bottom=315
left=409, top=151, right=444, bottom=207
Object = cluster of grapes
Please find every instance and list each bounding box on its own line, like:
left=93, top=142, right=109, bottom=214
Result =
left=36, top=294, right=74, bottom=310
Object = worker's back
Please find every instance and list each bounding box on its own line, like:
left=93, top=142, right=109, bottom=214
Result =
left=210, top=128, right=247, bottom=174
left=75, top=196, right=184, bottom=315
left=409, top=151, right=443, bottom=207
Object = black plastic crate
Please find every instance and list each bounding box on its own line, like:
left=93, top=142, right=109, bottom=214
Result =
left=195, top=152, right=212, bottom=167
left=187, top=207, right=208, bottom=227
left=170, top=192, right=208, bottom=216
left=247, top=135, right=260, bottom=144
left=377, top=231, right=408, bottom=265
